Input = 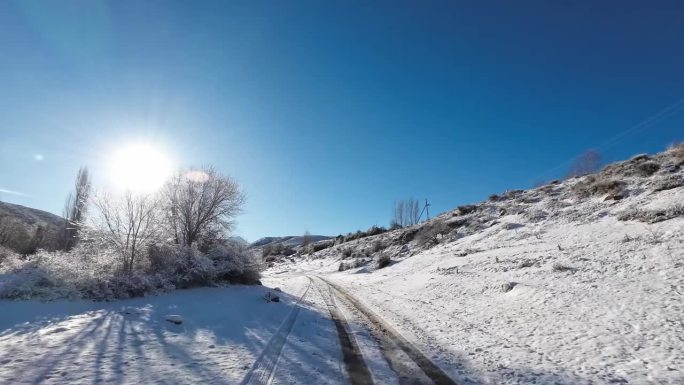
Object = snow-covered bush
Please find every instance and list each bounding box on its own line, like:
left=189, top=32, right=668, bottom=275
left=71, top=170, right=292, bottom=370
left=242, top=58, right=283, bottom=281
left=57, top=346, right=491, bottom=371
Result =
left=667, top=142, right=684, bottom=162
left=618, top=204, right=684, bottom=224
left=652, top=175, right=682, bottom=192
left=375, top=253, right=391, bottom=269
left=338, top=258, right=367, bottom=272
left=416, top=220, right=450, bottom=247
left=207, top=242, right=261, bottom=284
left=0, top=239, right=261, bottom=301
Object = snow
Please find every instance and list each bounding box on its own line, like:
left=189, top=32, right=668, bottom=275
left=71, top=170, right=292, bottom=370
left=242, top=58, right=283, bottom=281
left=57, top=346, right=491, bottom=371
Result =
left=0, top=285, right=302, bottom=384
left=264, top=167, right=684, bottom=384
left=326, top=215, right=684, bottom=384
left=1, top=151, right=683, bottom=384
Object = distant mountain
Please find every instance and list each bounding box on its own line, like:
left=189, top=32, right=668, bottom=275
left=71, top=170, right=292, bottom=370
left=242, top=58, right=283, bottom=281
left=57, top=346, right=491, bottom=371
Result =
left=0, top=201, right=63, bottom=228
left=0, top=201, right=65, bottom=252
left=228, top=236, right=249, bottom=246
left=250, top=235, right=332, bottom=249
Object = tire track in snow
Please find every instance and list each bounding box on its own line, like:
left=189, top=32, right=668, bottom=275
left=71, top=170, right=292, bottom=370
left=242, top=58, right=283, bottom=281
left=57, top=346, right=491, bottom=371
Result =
left=241, top=282, right=311, bottom=385
left=312, top=276, right=375, bottom=385
left=317, top=276, right=459, bottom=385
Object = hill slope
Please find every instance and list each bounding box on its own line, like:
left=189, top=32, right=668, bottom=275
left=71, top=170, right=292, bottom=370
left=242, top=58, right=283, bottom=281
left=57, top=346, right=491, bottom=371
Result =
left=0, top=201, right=64, bottom=252
left=251, top=235, right=332, bottom=249
left=268, top=145, right=684, bottom=384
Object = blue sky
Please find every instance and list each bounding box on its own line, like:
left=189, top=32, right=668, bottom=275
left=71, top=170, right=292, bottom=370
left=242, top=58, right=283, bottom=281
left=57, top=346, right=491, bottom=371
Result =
left=1, top=1, right=683, bottom=241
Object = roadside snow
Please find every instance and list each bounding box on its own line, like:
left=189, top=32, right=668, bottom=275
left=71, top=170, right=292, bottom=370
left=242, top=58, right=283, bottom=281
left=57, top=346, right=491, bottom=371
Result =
left=0, top=286, right=300, bottom=384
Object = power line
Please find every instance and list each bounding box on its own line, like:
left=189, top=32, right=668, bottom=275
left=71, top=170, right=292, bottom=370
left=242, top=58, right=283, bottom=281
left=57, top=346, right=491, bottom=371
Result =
left=530, top=99, right=684, bottom=183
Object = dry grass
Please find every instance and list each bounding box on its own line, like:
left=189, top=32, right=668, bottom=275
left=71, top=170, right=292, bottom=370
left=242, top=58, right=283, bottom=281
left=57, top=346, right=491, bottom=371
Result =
left=572, top=176, right=626, bottom=198
left=669, top=142, right=684, bottom=162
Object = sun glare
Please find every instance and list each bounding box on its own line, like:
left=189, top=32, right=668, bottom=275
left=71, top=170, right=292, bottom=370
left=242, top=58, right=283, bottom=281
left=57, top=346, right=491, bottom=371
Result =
left=109, top=142, right=173, bottom=192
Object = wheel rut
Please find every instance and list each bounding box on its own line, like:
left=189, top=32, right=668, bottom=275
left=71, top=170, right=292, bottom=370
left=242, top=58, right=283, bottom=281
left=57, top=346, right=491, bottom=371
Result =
left=315, top=275, right=459, bottom=385
left=312, top=277, right=375, bottom=385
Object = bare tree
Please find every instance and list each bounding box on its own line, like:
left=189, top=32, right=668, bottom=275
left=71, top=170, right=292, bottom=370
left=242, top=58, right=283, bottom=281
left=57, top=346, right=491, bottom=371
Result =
left=567, top=149, right=602, bottom=178
left=301, top=230, right=312, bottom=247
left=92, top=191, right=161, bottom=273
left=392, top=198, right=421, bottom=227
left=62, top=167, right=91, bottom=250
left=406, top=198, right=420, bottom=226
left=164, top=166, right=245, bottom=247
left=392, top=200, right=405, bottom=228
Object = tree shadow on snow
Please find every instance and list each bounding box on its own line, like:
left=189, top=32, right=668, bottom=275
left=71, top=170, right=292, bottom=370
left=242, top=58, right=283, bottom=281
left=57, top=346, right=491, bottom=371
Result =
left=0, top=284, right=329, bottom=384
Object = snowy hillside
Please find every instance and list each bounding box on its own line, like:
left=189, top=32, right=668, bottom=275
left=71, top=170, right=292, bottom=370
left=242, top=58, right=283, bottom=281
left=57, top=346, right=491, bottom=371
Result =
left=267, top=146, right=684, bottom=384
left=251, top=235, right=332, bottom=248
left=0, top=201, right=65, bottom=252
left=0, top=201, right=64, bottom=231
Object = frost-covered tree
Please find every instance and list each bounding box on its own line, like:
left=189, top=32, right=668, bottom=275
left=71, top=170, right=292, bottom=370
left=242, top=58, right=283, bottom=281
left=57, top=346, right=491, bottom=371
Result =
left=62, top=167, right=91, bottom=250
left=92, top=191, right=161, bottom=273
left=302, top=230, right=312, bottom=247
left=163, top=167, right=245, bottom=247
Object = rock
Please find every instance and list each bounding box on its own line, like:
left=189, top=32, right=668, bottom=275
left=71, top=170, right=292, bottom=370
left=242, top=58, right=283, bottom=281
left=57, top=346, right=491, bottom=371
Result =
left=273, top=287, right=282, bottom=292
left=457, top=204, right=477, bottom=215
left=630, top=153, right=650, bottom=162
left=503, top=222, right=524, bottom=230
left=264, top=292, right=280, bottom=302
left=604, top=192, right=624, bottom=201
left=501, top=282, right=517, bottom=293
left=165, top=315, right=183, bottom=325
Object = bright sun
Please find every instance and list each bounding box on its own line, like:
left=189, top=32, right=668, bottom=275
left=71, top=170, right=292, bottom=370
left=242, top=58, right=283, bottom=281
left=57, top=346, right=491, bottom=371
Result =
left=109, top=142, right=173, bottom=192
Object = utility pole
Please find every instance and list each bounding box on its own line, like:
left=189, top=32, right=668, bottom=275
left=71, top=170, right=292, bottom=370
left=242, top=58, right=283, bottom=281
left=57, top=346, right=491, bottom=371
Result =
left=418, top=198, right=431, bottom=222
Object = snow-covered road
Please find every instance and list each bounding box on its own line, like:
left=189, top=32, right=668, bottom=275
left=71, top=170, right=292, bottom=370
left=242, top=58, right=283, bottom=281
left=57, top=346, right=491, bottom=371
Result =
left=1, top=274, right=445, bottom=385
left=0, top=284, right=317, bottom=384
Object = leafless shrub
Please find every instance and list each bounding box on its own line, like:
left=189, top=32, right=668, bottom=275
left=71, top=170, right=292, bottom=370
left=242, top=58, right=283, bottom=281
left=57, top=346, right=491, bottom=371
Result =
left=618, top=205, right=684, bottom=224
left=338, top=258, right=367, bottom=272
left=311, top=240, right=334, bottom=253
left=340, top=247, right=352, bottom=259
left=351, top=250, right=370, bottom=259
left=572, top=176, right=626, bottom=198
left=416, top=220, right=450, bottom=247
left=394, top=227, right=419, bottom=245
left=652, top=175, right=682, bottom=192
left=457, top=205, right=477, bottom=215
left=262, top=242, right=295, bottom=258
left=635, top=161, right=661, bottom=177
left=552, top=263, right=574, bottom=272
left=668, top=142, right=684, bottom=162
left=375, top=253, right=391, bottom=269
left=567, top=149, right=602, bottom=178
left=524, top=209, right=548, bottom=223
left=371, top=240, right=385, bottom=253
